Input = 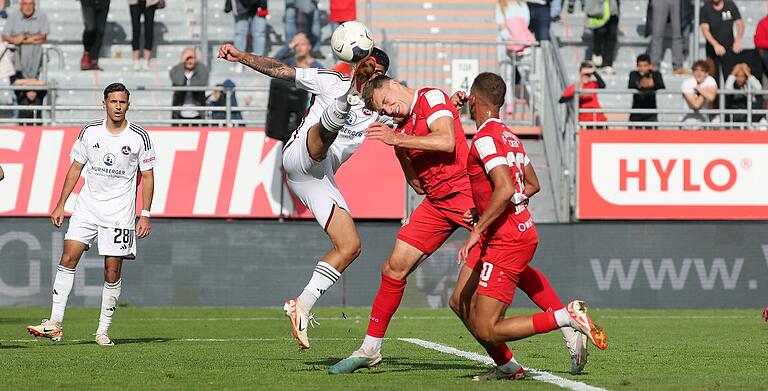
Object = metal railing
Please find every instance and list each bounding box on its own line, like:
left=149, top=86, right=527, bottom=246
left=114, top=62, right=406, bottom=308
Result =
left=390, top=39, right=540, bottom=128
left=0, top=85, right=270, bottom=127
left=571, top=88, right=767, bottom=130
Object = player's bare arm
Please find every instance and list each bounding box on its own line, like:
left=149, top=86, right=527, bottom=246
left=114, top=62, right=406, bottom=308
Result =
left=51, top=161, right=85, bottom=228
left=217, top=43, right=296, bottom=81
left=137, top=169, right=154, bottom=239
left=457, top=166, right=515, bottom=262
left=0, top=164, right=4, bottom=181
left=366, top=117, right=456, bottom=153
left=395, top=147, right=424, bottom=194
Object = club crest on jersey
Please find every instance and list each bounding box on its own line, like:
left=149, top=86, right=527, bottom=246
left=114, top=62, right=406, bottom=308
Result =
left=502, top=131, right=519, bottom=148
left=121, top=145, right=131, bottom=155
left=345, top=111, right=357, bottom=126
left=103, top=153, right=116, bottom=166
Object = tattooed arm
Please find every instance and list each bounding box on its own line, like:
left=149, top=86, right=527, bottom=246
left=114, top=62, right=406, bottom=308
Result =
left=217, top=43, right=296, bottom=81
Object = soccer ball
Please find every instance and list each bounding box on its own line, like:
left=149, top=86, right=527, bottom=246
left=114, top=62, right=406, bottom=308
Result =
left=331, top=21, right=374, bottom=63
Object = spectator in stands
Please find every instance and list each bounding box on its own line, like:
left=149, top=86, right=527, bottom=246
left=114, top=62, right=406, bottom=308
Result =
left=2, top=0, right=48, bottom=83
left=329, top=0, right=356, bottom=32
left=128, top=0, right=160, bottom=72
left=0, top=1, right=7, bottom=19
left=560, top=62, right=607, bottom=126
left=497, top=0, right=535, bottom=109
left=681, top=60, right=718, bottom=125
left=755, top=14, right=768, bottom=85
left=567, top=0, right=584, bottom=13
left=628, top=54, right=665, bottom=127
left=526, top=0, right=550, bottom=41
left=16, top=81, right=46, bottom=125
left=80, top=0, right=110, bottom=70
left=226, top=0, right=268, bottom=73
left=207, top=79, right=244, bottom=126
left=700, top=0, right=743, bottom=83
left=649, top=0, right=687, bottom=74
left=276, top=32, right=322, bottom=68
left=551, top=0, right=563, bottom=22
left=170, top=48, right=210, bottom=125
left=724, top=63, right=763, bottom=123
left=586, top=0, right=619, bottom=74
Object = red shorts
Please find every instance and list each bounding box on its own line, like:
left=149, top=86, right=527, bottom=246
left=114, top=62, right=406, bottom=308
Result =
left=473, top=242, right=537, bottom=304
left=397, top=191, right=474, bottom=255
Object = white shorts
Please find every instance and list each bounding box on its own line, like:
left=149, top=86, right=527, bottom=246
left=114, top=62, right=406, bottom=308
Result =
left=64, top=215, right=137, bottom=259
left=282, top=131, right=349, bottom=229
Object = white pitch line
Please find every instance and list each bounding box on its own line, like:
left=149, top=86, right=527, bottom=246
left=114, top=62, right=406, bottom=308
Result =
left=111, top=314, right=754, bottom=322
left=0, top=337, right=369, bottom=343
left=400, top=338, right=609, bottom=391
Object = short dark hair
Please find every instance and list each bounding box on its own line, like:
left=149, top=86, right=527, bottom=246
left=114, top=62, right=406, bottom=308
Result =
left=103, top=83, right=130, bottom=100
left=370, top=47, right=390, bottom=73
left=471, top=72, right=506, bottom=107
left=636, top=54, right=651, bottom=64
left=362, top=75, right=393, bottom=111
left=580, top=62, right=593, bottom=70
left=692, top=60, right=709, bottom=72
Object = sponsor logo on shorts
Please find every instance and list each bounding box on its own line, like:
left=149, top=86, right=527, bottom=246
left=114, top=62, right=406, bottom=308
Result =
left=517, top=216, right=534, bottom=232
left=121, top=145, right=131, bottom=155
left=103, top=153, right=116, bottom=166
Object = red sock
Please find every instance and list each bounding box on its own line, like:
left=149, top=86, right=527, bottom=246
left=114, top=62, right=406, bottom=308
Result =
left=531, top=312, right=559, bottom=334
left=518, top=266, right=564, bottom=312
left=485, top=343, right=513, bottom=366
left=366, top=274, right=407, bottom=338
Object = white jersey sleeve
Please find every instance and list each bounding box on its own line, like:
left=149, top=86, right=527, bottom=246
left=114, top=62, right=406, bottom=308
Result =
left=294, top=67, right=350, bottom=96
left=135, top=126, right=158, bottom=172
left=71, top=124, right=96, bottom=164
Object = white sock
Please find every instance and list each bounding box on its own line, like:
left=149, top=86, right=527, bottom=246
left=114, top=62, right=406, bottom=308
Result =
left=360, top=334, right=382, bottom=355
left=560, top=325, right=578, bottom=339
left=297, top=261, right=341, bottom=311
left=498, top=356, right=522, bottom=373
left=96, top=279, right=122, bottom=335
left=554, top=308, right=571, bottom=328
left=319, top=96, right=352, bottom=133
left=50, top=265, right=76, bottom=324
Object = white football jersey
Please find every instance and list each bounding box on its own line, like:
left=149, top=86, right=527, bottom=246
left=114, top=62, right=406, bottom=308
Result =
left=293, top=67, right=383, bottom=173
left=69, top=119, right=157, bottom=229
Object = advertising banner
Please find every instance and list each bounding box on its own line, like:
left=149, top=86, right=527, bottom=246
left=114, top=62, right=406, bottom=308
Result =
left=0, top=127, right=405, bottom=219
left=578, top=130, right=768, bottom=219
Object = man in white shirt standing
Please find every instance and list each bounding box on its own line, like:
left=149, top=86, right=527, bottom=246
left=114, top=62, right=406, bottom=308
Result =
left=27, top=83, right=157, bottom=346
left=681, top=60, right=719, bottom=126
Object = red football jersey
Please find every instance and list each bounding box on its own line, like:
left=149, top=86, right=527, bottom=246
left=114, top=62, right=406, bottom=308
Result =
left=467, top=118, right=538, bottom=247
left=396, top=88, right=471, bottom=200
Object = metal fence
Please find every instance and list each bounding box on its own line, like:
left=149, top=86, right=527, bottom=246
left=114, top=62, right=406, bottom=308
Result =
left=390, top=39, right=539, bottom=128
left=0, top=84, right=269, bottom=127
left=572, top=88, right=768, bottom=130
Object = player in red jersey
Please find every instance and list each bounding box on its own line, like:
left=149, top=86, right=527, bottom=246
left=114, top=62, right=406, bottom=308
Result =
left=329, top=75, right=588, bottom=376
left=456, top=72, right=608, bottom=380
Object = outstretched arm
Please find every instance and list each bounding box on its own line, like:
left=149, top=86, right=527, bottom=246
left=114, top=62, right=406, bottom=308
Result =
left=217, top=43, right=296, bottom=81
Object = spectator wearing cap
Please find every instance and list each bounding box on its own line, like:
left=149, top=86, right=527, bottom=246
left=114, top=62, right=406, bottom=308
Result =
left=170, top=48, right=210, bottom=125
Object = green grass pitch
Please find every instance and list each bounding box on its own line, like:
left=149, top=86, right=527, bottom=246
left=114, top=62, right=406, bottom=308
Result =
left=1, top=307, right=766, bottom=390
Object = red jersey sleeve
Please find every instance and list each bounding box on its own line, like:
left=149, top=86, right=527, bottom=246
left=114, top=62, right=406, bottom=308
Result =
left=418, top=89, right=456, bottom=128
left=561, top=83, right=575, bottom=99
left=471, top=132, right=509, bottom=174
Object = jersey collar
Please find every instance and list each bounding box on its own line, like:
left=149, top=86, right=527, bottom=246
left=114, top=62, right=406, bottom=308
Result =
left=477, top=117, right=503, bottom=132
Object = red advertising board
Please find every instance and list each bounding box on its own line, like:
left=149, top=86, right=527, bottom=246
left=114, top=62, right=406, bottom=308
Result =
left=578, top=130, right=768, bottom=220
left=0, top=127, right=405, bottom=219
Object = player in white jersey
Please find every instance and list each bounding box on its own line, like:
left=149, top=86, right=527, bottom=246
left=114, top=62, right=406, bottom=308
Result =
left=217, top=43, right=390, bottom=349
left=27, top=83, right=157, bottom=346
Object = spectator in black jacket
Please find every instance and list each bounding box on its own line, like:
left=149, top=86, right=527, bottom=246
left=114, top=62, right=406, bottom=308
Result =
left=628, top=54, right=665, bottom=127
left=169, top=47, right=210, bottom=125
